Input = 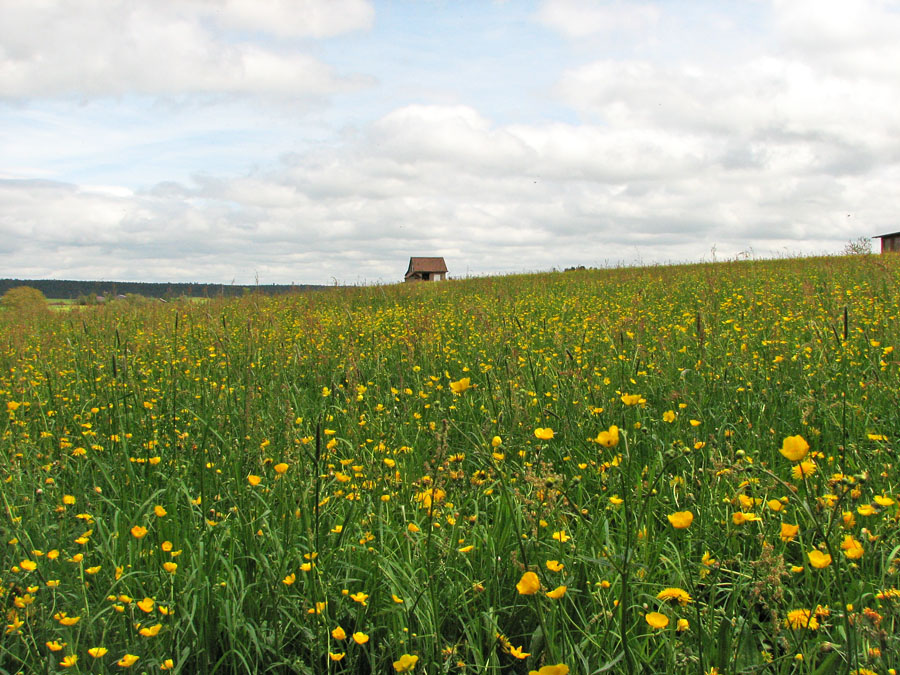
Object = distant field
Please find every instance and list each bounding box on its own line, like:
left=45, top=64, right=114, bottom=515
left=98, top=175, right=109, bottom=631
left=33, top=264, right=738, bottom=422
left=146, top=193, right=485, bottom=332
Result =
left=2, top=255, right=898, bottom=674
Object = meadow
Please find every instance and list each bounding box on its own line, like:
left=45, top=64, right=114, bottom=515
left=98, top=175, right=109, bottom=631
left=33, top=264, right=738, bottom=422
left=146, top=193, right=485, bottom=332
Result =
left=1, top=255, right=899, bottom=674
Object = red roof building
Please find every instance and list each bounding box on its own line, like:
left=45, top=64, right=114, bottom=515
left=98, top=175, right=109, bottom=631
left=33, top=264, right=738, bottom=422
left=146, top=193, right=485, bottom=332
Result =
left=875, top=232, right=900, bottom=253
left=404, top=257, right=448, bottom=282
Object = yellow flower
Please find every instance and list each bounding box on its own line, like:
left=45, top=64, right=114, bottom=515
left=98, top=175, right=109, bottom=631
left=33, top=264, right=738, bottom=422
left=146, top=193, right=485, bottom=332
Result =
left=779, top=435, right=810, bottom=462
left=667, top=511, right=693, bottom=529
left=528, top=665, right=569, bottom=675
left=274, top=463, right=289, bottom=474
left=594, top=425, right=619, bottom=447
left=874, top=495, right=895, bottom=507
left=60, top=655, right=78, bottom=668
left=350, top=591, right=369, bottom=605
left=792, top=460, right=817, bottom=479
left=545, top=560, right=564, bottom=572
left=516, top=571, right=541, bottom=595
left=458, top=545, right=474, bottom=553
left=139, top=623, right=162, bottom=637
left=329, top=652, right=345, bottom=661
left=393, top=654, right=419, bottom=672
left=332, top=626, right=347, bottom=640
left=130, top=525, right=148, bottom=539
left=137, top=597, right=155, bottom=613
left=857, top=504, right=876, bottom=516
left=449, top=377, right=471, bottom=394
left=54, top=613, right=80, bottom=626
left=785, top=609, right=819, bottom=630
left=732, top=512, right=760, bottom=525
left=645, top=612, right=669, bottom=628
left=509, top=644, right=531, bottom=659
left=161, top=659, right=175, bottom=670
left=154, top=505, right=167, bottom=517
left=47, top=640, right=66, bottom=652
left=767, top=499, right=783, bottom=512
left=551, top=529, right=570, bottom=542
left=117, top=654, right=140, bottom=667
left=677, top=618, right=690, bottom=631
left=20, top=559, right=36, bottom=571
left=841, top=535, right=864, bottom=560
left=656, top=587, right=692, bottom=605
left=88, top=647, right=108, bottom=658
left=546, top=585, right=567, bottom=599
left=808, top=550, right=832, bottom=569
left=163, top=562, right=178, bottom=574
left=282, top=573, right=296, bottom=585
left=247, top=474, right=261, bottom=486
left=491, top=436, right=502, bottom=447
left=534, top=427, right=554, bottom=440
left=780, top=522, right=799, bottom=542
left=352, top=631, right=369, bottom=644
left=621, top=393, right=642, bottom=405
left=662, top=410, right=676, bottom=423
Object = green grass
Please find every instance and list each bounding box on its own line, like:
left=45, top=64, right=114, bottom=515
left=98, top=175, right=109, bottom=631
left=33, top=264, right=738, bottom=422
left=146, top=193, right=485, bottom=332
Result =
left=1, top=255, right=899, bottom=674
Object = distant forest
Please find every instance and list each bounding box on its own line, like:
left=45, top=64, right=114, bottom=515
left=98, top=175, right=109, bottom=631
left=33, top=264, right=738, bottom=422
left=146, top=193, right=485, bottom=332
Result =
left=0, top=278, right=329, bottom=300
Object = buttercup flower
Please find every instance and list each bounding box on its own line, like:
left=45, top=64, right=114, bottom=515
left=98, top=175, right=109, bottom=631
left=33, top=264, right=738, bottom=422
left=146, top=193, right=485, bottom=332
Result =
left=117, top=654, right=140, bottom=667
left=808, top=550, right=832, bottom=569
left=528, top=666, right=569, bottom=675
left=534, top=427, right=554, bottom=440
left=667, top=511, right=694, bottom=529
left=645, top=612, right=669, bottom=628
left=516, top=571, right=541, bottom=595
left=594, top=425, right=619, bottom=447
left=393, top=654, right=419, bottom=672
left=449, top=377, right=471, bottom=394
left=546, top=585, right=567, bottom=599
left=780, top=435, right=810, bottom=462
left=780, top=523, right=799, bottom=542
left=841, top=535, right=864, bottom=559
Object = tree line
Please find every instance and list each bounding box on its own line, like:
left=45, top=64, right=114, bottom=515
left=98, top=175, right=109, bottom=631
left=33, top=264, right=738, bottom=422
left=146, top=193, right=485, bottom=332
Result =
left=0, top=278, right=328, bottom=300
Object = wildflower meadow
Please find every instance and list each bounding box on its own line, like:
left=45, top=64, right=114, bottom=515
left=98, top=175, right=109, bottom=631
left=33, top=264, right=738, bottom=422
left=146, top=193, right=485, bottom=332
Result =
left=2, top=255, right=899, bottom=674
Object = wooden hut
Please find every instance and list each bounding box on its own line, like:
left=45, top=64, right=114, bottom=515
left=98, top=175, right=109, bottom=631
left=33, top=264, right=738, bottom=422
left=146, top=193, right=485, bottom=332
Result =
left=875, top=232, right=900, bottom=253
left=405, top=257, right=448, bottom=282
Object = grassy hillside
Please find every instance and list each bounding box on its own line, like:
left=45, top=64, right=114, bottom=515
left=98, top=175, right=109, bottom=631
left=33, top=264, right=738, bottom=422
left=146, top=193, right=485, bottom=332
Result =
left=1, top=255, right=898, bottom=673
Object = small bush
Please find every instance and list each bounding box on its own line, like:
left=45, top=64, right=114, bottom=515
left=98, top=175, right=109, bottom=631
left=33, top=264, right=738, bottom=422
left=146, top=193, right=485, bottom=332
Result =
left=1, top=285, right=48, bottom=313
left=843, top=236, right=873, bottom=255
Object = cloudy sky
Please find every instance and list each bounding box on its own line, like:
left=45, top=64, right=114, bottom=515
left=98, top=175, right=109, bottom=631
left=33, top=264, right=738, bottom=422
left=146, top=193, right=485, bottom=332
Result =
left=2, top=0, right=898, bottom=285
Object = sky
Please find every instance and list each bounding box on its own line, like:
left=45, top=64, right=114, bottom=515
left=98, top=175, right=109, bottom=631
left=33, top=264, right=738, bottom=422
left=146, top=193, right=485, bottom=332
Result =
left=2, top=0, right=899, bottom=285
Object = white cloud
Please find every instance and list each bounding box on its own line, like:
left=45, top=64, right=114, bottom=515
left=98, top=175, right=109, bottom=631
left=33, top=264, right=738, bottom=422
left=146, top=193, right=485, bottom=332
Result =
left=2, top=1, right=898, bottom=285
left=0, top=0, right=373, bottom=99
left=537, top=0, right=659, bottom=38
left=1, top=100, right=888, bottom=284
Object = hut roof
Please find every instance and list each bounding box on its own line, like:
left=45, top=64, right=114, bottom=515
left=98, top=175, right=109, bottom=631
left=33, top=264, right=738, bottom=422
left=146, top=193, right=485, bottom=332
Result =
left=406, top=257, right=448, bottom=275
